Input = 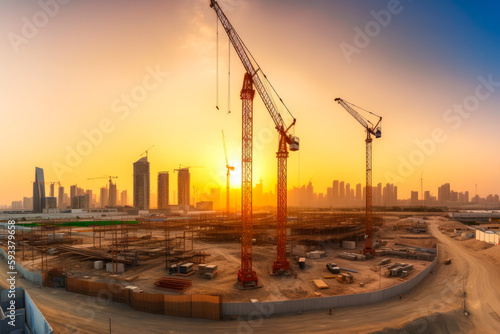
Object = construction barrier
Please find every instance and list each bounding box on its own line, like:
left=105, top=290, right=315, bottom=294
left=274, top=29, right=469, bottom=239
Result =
left=0, top=247, right=42, bottom=284
left=66, top=278, right=222, bottom=320
left=223, top=249, right=439, bottom=317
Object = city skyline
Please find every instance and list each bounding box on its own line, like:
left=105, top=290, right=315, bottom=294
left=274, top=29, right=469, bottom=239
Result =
left=2, top=1, right=500, bottom=208
left=6, top=165, right=500, bottom=211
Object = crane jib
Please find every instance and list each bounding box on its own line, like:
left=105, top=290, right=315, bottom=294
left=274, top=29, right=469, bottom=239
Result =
left=211, top=0, right=298, bottom=147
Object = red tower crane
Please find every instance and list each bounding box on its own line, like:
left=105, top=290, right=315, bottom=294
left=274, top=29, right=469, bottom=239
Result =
left=210, top=0, right=299, bottom=283
left=334, top=98, right=382, bottom=256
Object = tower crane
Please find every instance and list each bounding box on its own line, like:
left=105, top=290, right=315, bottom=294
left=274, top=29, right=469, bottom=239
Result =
left=87, top=176, right=118, bottom=188
left=140, top=145, right=155, bottom=158
left=210, top=0, right=299, bottom=283
left=334, top=98, right=382, bottom=256
left=222, top=130, right=234, bottom=217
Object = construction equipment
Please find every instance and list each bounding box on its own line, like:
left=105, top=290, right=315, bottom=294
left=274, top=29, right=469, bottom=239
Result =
left=87, top=176, right=118, bottom=188
left=326, top=263, right=340, bottom=274
left=88, top=176, right=118, bottom=207
left=334, top=98, right=382, bottom=256
left=210, top=0, right=299, bottom=282
left=222, top=130, right=234, bottom=216
left=337, top=272, right=354, bottom=284
left=140, top=145, right=155, bottom=158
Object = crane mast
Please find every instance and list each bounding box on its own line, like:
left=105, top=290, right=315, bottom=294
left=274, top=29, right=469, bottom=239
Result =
left=335, top=98, right=381, bottom=256
left=210, top=0, right=298, bottom=278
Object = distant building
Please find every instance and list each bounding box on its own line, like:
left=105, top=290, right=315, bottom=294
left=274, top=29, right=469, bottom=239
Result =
left=71, top=195, right=89, bottom=209
left=177, top=168, right=190, bottom=207
left=23, top=197, right=32, bottom=210
left=45, top=197, right=57, bottom=209
left=120, top=190, right=128, bottom=206
left=157, top=172, right=169, bottom=209
left=33, top=167, right=45, bottom=213
left=355, top=183, right=362, bottom=200
left=85, top=189, right=93, bottom=208
left=58, top=187, right=65, bottom=209
left=438, top=183, right=451, bottom=203
left=109, top=182, right=117, bottom=207
left=100, top=187, right=109, bottom=207
left=339, top=181, right=345, bottom=200
left=11, top=201, right=23, bottom=210
left=133, top=156, right=150, bottom=210
left=70, top=185, right=77, bottom=203
left=333, top=180, right=339, bottom=202
left=411, top=191, right=419, bottom=205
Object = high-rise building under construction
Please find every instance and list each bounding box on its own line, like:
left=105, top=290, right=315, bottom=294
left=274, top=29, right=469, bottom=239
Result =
left=133, top=156, right=150, bottom=210
left=177, top=168, right=190, bottom=207
left=157, top=171, right=169, bottom=209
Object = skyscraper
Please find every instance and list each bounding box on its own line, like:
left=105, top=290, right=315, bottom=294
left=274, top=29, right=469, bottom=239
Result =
left=33, top=167, right=45, bottom=213
left=177, top=168, right=190, bottom=207
left=333, top=180, right=339, bottom=202
left=339, top=181, right=345, bottom=200
left=120, top=190, right=128, bottom=206
left=100, top=187, right=109, bottom=208
left=133, top=156, right=150, bottom=210
left=157, top=172, right=169, bottom=209
left=58, top=186, right=64, bottom=209
left=109, top=182, right=117, bottom=207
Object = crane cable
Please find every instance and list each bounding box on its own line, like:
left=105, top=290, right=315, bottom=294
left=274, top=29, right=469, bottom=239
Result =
left=216, top=16, right=219, bottom=110
left=232, top=26, right=295, bottom=121
left=343, top=99, right=382, bottom=119
left=228, top=38, right=231, bottom=114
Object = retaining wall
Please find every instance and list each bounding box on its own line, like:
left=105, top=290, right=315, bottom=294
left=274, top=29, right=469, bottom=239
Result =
left=223, top=254, right=438, bottom=317
left=0, top=247, right=42, bottom=284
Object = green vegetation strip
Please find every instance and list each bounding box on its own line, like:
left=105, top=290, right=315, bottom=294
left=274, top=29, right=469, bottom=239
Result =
left=16, top=221, right=139, bottom=227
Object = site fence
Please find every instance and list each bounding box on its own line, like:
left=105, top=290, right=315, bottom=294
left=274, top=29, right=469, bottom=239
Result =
left=65, top=278, right=222, bottom=320
left=222, top=251, right=438, bottom=317
left=0, top=247, right=42, bottom=284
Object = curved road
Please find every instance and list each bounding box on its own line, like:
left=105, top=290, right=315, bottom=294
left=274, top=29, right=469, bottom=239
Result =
left=2, top=219, right=497, bottom=333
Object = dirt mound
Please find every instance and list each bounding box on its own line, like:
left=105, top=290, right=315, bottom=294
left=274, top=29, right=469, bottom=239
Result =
left=394, top=237, right=437, bottom=248
left=481, top=245, right=500, bottom=266
left=440, top=220, right=467, bottom=230
left=371, top=309, right=472, bottom=334
left=461, top=239, right=494, bottom=251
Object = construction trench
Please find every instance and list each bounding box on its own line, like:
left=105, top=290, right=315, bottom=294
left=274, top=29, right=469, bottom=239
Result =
left=0, top=213, right=438, bottom=310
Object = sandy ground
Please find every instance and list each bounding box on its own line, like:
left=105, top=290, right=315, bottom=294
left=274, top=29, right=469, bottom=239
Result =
left=2, top=216, right=499, bottom=333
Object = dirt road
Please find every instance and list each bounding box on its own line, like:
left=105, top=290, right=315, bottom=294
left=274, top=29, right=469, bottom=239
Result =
left=3, top=218, right=497, bottom=333
left=429, top=223, right=500, bottom=333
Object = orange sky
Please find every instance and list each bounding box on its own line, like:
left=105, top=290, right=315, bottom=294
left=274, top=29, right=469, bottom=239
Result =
left=2, top=0, right=500, bottom=206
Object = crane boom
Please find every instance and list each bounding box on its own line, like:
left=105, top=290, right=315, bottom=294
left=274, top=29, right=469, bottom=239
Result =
left=334, top=98, right=381, bottom=136
left=210, top=0, right=294, bottom=137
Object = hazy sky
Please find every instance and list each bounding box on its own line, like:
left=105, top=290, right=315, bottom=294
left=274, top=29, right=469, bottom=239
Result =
left=2, top=0, right=500, bottom=206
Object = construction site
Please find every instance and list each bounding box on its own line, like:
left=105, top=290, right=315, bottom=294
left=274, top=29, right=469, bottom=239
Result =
left=0, top=212, right=439, bottom=305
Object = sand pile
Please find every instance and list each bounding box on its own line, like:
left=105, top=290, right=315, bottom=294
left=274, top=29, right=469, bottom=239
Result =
left=440, top=220, right=467, bottom=230
left=394, top=237, right=436, bottom=248
left=461, top=238, right=494, bottom=251
left=481, top=245, right=500, bottom=266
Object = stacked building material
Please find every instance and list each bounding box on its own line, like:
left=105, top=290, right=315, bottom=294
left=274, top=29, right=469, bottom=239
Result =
left=154, top=277, right=192, bottom=291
